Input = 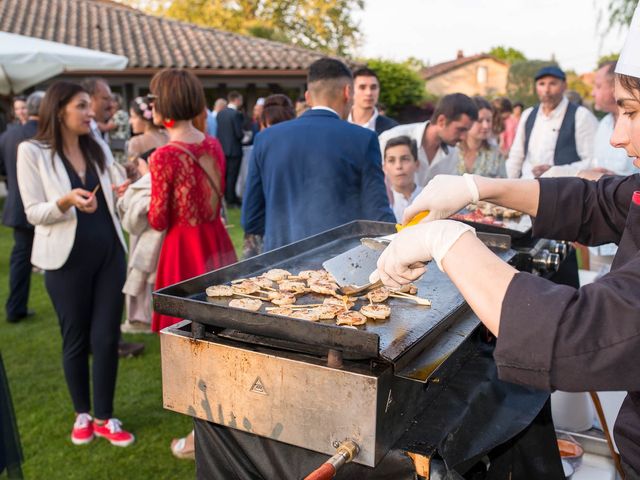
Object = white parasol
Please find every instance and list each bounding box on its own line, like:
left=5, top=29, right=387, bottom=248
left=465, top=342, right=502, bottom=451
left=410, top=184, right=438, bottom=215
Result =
left=0, top=32, right=128, bottom=95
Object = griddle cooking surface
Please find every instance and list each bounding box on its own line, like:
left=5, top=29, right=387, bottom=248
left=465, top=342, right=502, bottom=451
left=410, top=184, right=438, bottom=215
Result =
left=154, top=221, right=514, bottom=363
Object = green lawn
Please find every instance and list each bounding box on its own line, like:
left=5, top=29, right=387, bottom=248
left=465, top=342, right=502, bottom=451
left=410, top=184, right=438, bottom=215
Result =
left=0, top=207, right=244, bottom=479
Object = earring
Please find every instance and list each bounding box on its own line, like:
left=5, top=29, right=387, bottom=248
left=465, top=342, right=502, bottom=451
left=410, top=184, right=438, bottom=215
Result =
left=163, top=118, right=175, bottom=128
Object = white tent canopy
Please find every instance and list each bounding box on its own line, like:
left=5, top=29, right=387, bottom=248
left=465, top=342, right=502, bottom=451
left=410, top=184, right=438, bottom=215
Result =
left=0, top=32, right=128, bottom=95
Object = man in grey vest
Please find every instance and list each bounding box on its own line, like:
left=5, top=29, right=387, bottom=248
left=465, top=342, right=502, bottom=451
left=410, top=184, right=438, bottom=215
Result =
left=506, top=66, right=598, bottom=178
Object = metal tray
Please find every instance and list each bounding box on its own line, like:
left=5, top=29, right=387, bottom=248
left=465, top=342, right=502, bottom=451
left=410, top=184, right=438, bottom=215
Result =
left=452, top=208, right=532, bottom=239
left=153, top=221, right=514, bottom=365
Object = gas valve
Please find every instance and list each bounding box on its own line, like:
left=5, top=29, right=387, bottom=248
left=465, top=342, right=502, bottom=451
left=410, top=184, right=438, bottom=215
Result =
left=548, top=240, right=569, bottom=261
left=532, top=249, right=560, bottom=273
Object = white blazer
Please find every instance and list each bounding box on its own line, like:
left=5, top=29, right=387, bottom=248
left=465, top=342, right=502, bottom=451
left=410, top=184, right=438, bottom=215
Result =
left=16, top=140, right=127, bottom=270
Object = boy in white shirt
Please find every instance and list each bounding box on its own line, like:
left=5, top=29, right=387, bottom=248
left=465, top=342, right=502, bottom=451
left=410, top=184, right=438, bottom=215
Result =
left=383, top=136, right=420, bottom=222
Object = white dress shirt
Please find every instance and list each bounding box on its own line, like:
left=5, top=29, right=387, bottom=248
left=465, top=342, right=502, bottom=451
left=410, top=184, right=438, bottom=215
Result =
left=379, top=121, right=458, bottom=187
left=594, top=113, right=639, bottom=176
left=348, top=108, right=379, bottom=131
left=506, top=97, right=598, bottom=179
left=89, top=118, right=110, bottom=144
left=311, top=106, right=340, bottom=117
left=390, top=186, right=419, bottom=223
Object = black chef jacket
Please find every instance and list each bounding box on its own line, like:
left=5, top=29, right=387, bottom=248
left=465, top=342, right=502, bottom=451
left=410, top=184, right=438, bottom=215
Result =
left=494, top=175, right=640, bottom=475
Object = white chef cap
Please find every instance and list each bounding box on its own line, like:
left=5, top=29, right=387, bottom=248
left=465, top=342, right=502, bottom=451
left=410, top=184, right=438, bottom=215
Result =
left=616, top=4, right=640, bottom=78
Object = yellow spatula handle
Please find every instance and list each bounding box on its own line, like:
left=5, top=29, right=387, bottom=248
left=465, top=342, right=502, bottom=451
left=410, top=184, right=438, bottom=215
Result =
left=396, top=210, right=429, bottom=232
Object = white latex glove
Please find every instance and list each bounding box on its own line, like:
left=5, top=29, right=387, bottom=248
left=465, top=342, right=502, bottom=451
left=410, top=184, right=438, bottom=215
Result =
left=402, top=174, right=480, bottom=224
left=370, top=220, right=476, bottom=288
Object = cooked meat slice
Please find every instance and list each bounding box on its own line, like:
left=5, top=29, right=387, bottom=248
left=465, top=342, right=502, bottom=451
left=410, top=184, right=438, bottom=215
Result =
left=251, top=276, right=275, bottom=289
left=278, top=280, right=307, bottom=294
left=228, top=298, right=263, bottom=311
left=289, top=309, right=321, bottom=321
left=336, top=311, right=367, bottom=326
left=323, top=296, right=355, bottom=309
left=309, top=280, right=339, bottom=296
left=366, top=287, right=389, bottom=303
left=264, top=269, right=291, bottom=281
left=266, top=307, right=294, bottom=316
left=205, top=285, right=234, bottom=297
left=231, top=280, right=260, bottom=295
left=270, top=293, right=297, bottom=305
left=360, top=304, right=391, bottom=320
left=312, top=305, right=343, bottom=320
left=298, top=270, right=325, bottom=280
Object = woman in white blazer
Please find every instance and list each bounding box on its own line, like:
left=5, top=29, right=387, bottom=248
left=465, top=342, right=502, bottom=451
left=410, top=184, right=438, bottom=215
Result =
left=16, top=81, right=134, bottom=447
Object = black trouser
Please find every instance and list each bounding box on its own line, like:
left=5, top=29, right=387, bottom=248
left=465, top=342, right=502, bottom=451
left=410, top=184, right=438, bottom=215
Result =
left=5, top=227, right=34, bottom=319
left=45, top=240, right=125, bottom=419
left=224, top=155, right=242, bottom=204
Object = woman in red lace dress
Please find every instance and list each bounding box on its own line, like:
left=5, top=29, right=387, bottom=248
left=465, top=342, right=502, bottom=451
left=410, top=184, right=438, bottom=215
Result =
left=147, top=69, right=237, bottom=332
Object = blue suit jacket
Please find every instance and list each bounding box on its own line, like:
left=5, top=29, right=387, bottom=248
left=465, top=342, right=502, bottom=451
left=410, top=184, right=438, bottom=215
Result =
left=242, top=109, right=395, bottom=251
left=0, top=120, right=38, bottom=229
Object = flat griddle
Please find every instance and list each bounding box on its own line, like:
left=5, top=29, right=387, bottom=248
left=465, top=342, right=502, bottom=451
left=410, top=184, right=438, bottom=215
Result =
left=153, top=221, right=515, bottom=366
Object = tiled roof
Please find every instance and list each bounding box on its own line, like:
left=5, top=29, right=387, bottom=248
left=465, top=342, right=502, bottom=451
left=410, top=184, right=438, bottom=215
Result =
left=423, top=54, right=507, bottom=79
left=0, top=0, right=327, bottom=72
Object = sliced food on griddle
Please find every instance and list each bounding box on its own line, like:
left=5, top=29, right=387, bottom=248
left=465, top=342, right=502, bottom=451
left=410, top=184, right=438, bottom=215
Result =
left=367, top=287, right=390, bottom=303
left=231, top=280, right=260, bottom=295
left=278, top=280, right=307, bottom=294
left=308, top=280, right=339, bottom=296
left=336, top=311, right=367, bottom=326
left=264, top=269, right=291, bottom=281
left=360, top=304, right=391, bottom=320
left=205, top=285, right=234, bottom=297
left=229, top=298, right=263, bottom=311
left=269, top=292, right=297, bottom=305
left=289, top=309, right=321, bottom=321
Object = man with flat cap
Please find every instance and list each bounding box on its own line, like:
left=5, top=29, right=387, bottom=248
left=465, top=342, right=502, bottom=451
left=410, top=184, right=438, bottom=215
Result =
left=506, top=65, right=598, bottom=178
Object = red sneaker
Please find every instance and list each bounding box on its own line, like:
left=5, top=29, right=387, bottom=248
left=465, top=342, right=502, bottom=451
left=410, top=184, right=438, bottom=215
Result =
left=71, top=413, right=94, bottom=445
left=93, top=418, right=135, bottom=447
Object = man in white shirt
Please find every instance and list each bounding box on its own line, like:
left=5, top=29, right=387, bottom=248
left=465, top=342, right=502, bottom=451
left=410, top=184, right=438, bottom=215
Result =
left=81, top=78, right=114, bottom=145
left=580, top=62, right=639, bottom=271
left=506, top=66, right=598, bottom=179
left=582, top=61, right=639, bottom=178
left=379, top=93, right=477, bottom=187
left=348, top=67, right=398, bottom=135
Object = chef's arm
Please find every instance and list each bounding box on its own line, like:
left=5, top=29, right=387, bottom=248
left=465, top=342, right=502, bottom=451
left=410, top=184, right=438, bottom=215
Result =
left=374, top=220, right=516, bottom=338
left=441, top=232, right=517, bottom=336
left=474, top=176, right=540, bottom=217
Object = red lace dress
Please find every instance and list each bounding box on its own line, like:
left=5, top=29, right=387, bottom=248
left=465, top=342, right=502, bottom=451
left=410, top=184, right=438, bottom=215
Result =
left=149, top=136, right=238, bottom=332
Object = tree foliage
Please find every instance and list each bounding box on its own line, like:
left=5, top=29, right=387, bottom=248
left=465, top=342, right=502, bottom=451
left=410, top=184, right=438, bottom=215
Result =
left=365, top=59, right=427, bottom=116
left=119, top=0, right=363, bottom=55
left=566, top=70, right=592, bottom=103
left=606, top=0, right=636, bottom=29
left=488, top=46, right=527, bottom=64
left=506, top=60, right=558, bottom=107
left=597, top=52, right=620, bottom=67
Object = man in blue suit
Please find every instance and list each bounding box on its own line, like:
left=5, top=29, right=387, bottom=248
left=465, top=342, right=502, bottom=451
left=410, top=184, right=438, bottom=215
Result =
left=242, top=58, right=395, bottom=252
left=0, top=91, right=44, bottom=323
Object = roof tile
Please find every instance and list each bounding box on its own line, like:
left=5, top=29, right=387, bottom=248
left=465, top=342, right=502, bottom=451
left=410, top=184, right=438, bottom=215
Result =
left=0, top=0, right=326, bottom=71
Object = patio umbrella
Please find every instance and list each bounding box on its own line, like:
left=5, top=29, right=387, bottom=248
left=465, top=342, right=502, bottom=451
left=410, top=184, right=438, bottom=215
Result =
left=0, top=32, right=128, bottom=95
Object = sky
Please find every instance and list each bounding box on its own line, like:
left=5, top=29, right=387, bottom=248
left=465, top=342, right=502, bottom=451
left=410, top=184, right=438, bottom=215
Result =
left=355, top=0, right=629, bottom=74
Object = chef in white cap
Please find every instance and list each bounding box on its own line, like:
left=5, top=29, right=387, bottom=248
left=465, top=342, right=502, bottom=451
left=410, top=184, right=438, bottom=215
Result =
left=371, top=6, right=640, bottom=476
